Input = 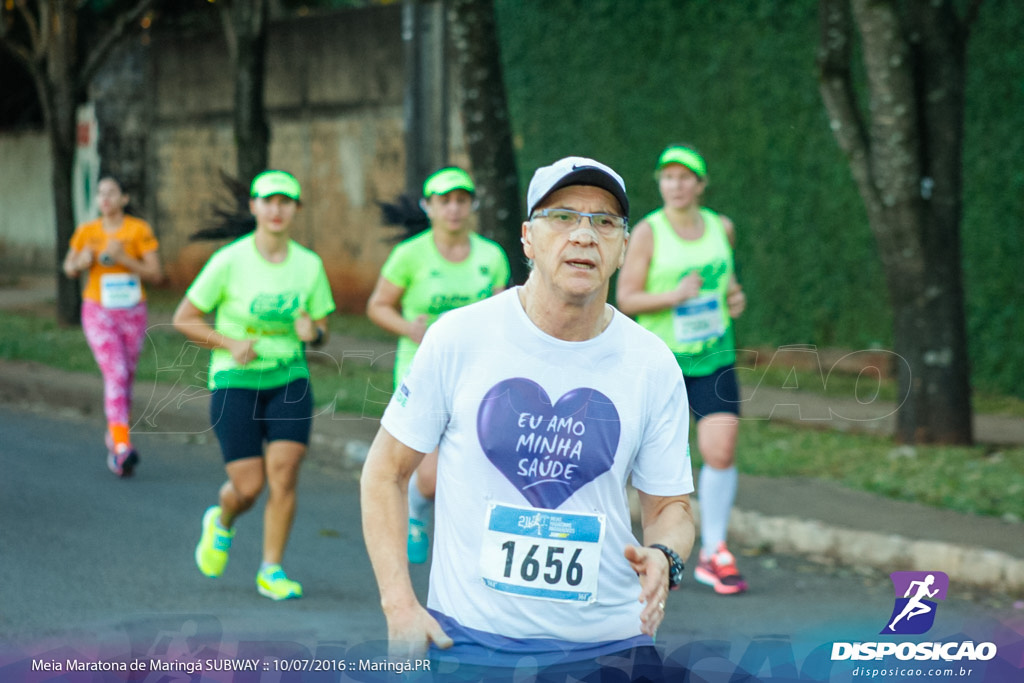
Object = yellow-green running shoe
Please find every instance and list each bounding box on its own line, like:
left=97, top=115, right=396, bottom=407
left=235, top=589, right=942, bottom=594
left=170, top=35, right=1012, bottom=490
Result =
left=256, top=564, right=303, bottom=601
left=195, top=506, right=234, bottom=578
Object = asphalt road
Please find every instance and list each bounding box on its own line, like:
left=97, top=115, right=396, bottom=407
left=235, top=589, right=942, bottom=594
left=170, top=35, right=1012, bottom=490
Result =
left=1, top=403, right=1017, bottom=681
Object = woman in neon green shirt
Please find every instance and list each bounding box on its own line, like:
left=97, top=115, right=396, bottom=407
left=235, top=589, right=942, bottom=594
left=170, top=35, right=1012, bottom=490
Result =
left=617, top=145, right=749, bottom=595
left=173, top=170, right=336, bottom=601
left=367, top=167, right=511, bottom=563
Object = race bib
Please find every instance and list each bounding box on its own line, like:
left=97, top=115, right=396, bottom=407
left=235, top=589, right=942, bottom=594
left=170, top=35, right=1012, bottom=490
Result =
left=672, top=294, right=725, bottom=345
left=479, top=502, right=604, bottom=603
left=99, top=273, right=141, bottom=309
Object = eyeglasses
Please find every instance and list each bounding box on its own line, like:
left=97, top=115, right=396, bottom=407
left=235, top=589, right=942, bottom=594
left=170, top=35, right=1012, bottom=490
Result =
left=530, top=208, right=628, bottom=236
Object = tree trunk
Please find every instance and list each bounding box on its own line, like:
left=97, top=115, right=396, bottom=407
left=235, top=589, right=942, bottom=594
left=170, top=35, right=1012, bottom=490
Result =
left=222, top=0, right=270, bottom=184
left=47, top=2, right=84, bottom=326
left=403, top=0, right=449, bottom=194
left=899, top=0, right=973, bottom=443
left=817, top=0, right=973, bottom=444
left=1, top=0, right=158, bottom=326
left=447, top=0, right=526, bottom=284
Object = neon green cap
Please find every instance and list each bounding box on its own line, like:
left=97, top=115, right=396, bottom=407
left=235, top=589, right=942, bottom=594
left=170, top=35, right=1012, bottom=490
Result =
left=251, top=170, right=301, bottom=201
left=423, top=167, right=475, bottom=198
left=656, top=146, right=707, bottom=179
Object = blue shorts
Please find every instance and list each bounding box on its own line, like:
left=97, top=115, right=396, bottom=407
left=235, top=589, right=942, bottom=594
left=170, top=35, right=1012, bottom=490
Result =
left=430, top=645, right=664, bottom=682
left=681, top=363, right=741, bottom=420
left=209, top=378, right=313, bottom=463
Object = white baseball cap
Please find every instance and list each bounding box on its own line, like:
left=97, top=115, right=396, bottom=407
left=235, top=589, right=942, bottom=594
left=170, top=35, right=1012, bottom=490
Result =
left=526, top=156, right=629, bottom=220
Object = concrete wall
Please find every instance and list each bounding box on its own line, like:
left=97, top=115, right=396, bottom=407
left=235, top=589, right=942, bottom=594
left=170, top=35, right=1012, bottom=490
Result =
left=151, top=6, right=412, bottom=312
left=0, top=131, right=54, bottom=272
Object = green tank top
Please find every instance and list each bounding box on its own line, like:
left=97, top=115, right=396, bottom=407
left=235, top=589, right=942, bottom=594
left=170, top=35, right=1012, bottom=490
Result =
left=635, top=207, right=736, bottom=377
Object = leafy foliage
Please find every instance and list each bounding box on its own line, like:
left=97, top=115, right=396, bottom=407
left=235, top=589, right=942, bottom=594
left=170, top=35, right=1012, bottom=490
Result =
left=494, top=0, right=1023, bottom=398
left=961, top=0, right=1024, bottom=398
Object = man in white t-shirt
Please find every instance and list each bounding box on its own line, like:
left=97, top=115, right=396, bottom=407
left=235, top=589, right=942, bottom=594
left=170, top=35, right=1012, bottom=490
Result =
left=360, top=157, right=695, bottom=680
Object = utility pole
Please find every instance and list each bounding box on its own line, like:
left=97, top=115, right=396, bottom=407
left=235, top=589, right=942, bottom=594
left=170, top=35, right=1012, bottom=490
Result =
left=402, top=0, right=449, bottom=195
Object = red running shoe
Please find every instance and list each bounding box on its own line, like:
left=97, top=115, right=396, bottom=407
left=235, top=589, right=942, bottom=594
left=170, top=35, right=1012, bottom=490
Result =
left=694, top=542, right=748, bottom=594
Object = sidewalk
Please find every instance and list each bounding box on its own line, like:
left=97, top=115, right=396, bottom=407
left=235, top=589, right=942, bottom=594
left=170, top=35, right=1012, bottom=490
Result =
left=2, top=275, right=1023, bottom=595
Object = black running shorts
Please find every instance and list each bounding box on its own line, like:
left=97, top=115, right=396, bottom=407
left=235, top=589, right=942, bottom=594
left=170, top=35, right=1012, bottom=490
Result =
left=681, top=363, right=741, bottom=419
left=209, top=378, right=314, bottom=462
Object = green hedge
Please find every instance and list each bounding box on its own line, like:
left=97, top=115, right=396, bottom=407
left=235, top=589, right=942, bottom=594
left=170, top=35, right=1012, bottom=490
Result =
left=961, top=0, right=1024, bottom=398
left=495, top=0, right=1023, bottom=398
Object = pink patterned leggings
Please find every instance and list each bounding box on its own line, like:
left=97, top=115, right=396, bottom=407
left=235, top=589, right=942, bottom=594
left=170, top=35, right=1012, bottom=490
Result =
left=81, top=299, right=148, bottom=427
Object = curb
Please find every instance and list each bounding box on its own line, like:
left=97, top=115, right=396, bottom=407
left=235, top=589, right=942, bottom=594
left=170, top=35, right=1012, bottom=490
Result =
left=728, top=508, right=1024, bottom=596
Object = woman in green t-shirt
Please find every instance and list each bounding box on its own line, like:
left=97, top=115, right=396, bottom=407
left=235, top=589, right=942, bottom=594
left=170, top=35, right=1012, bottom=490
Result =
left=173, top=170, right=336, bottom=601
left=367, top=167, right=511, bottom=564
left=617, top=145, right=749, bottom=595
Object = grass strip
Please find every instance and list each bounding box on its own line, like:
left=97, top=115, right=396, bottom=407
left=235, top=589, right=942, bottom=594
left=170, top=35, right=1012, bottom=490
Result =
left=1, top=306, right=1021, bottom=521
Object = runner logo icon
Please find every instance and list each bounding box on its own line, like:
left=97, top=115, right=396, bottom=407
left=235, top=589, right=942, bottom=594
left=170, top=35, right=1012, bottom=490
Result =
left=881, top=571, right=949, bottom=635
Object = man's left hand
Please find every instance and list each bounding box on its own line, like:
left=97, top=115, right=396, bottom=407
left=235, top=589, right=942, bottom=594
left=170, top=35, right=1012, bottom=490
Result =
left=624, top=544, right=669, bottom=636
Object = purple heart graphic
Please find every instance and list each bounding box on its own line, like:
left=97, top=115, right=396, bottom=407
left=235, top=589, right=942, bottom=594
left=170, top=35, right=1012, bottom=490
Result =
left=477, top=378, right=621, bottom=509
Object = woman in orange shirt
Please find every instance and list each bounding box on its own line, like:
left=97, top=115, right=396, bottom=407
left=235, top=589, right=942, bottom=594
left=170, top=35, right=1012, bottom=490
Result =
left=63, top=176, right=163, bottom=477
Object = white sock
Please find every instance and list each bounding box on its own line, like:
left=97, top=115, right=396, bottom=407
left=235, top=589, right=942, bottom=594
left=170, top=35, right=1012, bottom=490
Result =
left=408, top=471, right=432, bottom=524
left=698, top=464, right=738, bottom=553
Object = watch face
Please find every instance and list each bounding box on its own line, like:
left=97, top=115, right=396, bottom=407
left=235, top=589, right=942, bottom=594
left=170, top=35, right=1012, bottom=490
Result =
left=670, top=561, right=684, bottom=587
left=652, top=544, right=684, bottom=588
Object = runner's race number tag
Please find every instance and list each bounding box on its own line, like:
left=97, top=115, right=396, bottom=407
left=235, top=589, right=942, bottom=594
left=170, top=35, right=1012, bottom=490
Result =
left=99, top=273, right=142, bottom=309
left=673, top=294, right=725, bottom=345
left=480, top=503, right=604, bottom=603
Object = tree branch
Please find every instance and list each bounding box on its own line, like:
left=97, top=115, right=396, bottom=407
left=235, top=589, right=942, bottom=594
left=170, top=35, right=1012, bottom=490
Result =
left=816, top=0, right=875, bottom=206
left=852, top=0, right=920, bottom=208
left=220, top=1, right=239, bottom=64
left=0, top=32, right=35, bottom=72
left=78, top=0, right=158, bottom=87
left=13, top=0, right=45, bottom=61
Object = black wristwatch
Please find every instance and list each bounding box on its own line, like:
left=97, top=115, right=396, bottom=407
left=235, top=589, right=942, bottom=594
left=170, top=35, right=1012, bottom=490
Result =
left=310, top=327, right=325, bottom=348
left=649, top=544, right=685, bottom=590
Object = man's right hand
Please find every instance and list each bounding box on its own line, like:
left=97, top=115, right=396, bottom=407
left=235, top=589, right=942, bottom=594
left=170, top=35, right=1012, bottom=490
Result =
left=386, top=603, right=453, bottom=659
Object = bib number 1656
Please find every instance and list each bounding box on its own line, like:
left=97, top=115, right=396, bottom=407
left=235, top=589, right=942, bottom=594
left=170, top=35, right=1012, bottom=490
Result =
left=480, top=503, right=603, bottom=603
left=501, top=541, right=584, bottom=586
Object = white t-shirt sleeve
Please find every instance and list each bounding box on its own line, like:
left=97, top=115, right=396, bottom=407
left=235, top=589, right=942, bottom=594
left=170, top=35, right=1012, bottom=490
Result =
left=629, top=349, right=694, bottom=497
left=380, top=322, right=452, bottom=454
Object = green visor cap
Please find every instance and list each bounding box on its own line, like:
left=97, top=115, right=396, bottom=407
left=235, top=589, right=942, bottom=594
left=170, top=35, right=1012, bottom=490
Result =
left=423, top=167, right=475, bottom=197
left=656, top=147, right=707, bottom=179
left=251, top=170, right=301, bottom=201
